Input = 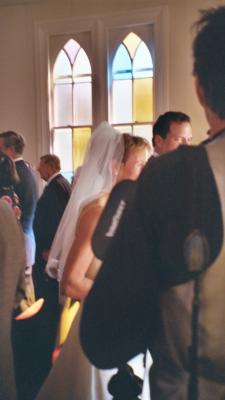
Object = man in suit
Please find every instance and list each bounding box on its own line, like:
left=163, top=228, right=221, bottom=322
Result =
left=31, top=154, right=71, bottom=397
left=151, top=111, right=192, bottom=158
left=81, top=6, right=225, bottom=399
left=0, top=131, right=38, bottom=276
left=33, top=154, right=71, bottom=278
left=0, top=200, right=25, bottom=400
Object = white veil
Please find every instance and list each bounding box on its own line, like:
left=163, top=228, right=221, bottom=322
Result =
left=46, top=122, right=124, bottom=281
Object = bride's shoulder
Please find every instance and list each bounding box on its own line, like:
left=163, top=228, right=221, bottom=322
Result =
left=82, top=193, right=108, bottom=213
left=75, top=193, right=108, bottom=233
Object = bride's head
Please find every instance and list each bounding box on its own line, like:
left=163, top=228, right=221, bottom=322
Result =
left=116, top=134, right=151, bottom=182
left=46, top=122, right=124, bottom=280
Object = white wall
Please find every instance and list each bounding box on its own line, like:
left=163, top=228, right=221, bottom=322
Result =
left=0, top=0, right=224, bottom=164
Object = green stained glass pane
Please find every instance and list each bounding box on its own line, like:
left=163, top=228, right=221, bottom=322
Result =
left=123, top=32, right=141, bottom=59
left=53, top=50, right=72, bottom=80
left=72, top=127, right=91, bottom=169
left=53, top=128, right=73, bottom=182
left=133, top=77, right=153, bottom=122
left=133, top=124, right=153, bottom=146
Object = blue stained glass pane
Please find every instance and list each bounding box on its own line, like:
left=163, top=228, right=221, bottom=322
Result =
left=112, top=44, right=132, bottom=80
left=133, top=42, right=153, bottom=78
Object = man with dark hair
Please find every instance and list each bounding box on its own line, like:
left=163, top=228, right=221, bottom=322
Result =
left=81, top=6, right=225, bottom=399
left=0, top=130, right=38, bottom=273
left=152, top=111, right=192, bottom=156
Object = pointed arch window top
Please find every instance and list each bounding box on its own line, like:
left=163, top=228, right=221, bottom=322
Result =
left=53, top=50, right=72, bottom=82
left=64, top=39, right=81, bottom=65
left=123, top=32, right=141, bottom=59
left=73, top=48, right=92, bottom=82
left=133, top=42, right=153, bottom=78
left=112, top=44, right=132, bottom=80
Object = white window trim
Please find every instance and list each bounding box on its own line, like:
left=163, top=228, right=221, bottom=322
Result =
left=34, top=6, right=169, bottom=156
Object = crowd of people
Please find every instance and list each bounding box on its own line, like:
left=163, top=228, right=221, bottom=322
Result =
left=0, top=5, right=225, bottom=400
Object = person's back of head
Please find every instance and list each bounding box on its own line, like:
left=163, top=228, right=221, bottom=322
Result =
left=0, top=150, right=19, bottom=188
left=152, top=111, right=192, bottom=155
left=38, top=154, right=61, bottom=182
left=40, top=154, right=61, bottom=172
left=193, top=6, right=225, bottom=123
left=122, top=134, right=151, bottom=163
left=116, top=134, right=151, bottom=181
left=0, top=131, right=26, bottom=158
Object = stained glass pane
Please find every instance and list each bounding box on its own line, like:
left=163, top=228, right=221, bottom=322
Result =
left=54, top=84, right=73, bottom=126
left=112, top=44, right=132, bottom=80
left=112, top=80, right=132, bottom=123
left=133, top=124, right=153, bottom=144
left=53, top=50, right=72, bottom=81
left=64, top=39, right=80, bottom=65
left=73, top=82, right=92, bottom=125
left=53, top=128, right=73, bottom=182
left=133, top=77, right=153, bottom=122
left=133, top=42, right=153, bottom=78
left=72, top=127, right=91, bottom=169
left=113, top=125, right=132, bottom=134
left=73, top=48, right=91, bottom=81
left=123, top=32, right=141, bottom=59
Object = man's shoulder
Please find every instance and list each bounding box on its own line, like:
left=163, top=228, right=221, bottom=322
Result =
left=50, top=174, right=71, bottom=192
left=16, top=160, right=37, bottom=183
left=141, top=144, right=207, bottom=181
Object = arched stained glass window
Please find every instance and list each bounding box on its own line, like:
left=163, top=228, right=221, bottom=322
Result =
left=111, top=32, right=154, bottom=143
left=53, top=39, right=92, bottom=181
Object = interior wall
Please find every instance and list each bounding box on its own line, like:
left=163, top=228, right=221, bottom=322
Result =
left=0, top=0, right=223, bottom=164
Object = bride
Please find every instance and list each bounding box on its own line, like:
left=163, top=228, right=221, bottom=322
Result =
left=36, top=122, right=151, bottom=400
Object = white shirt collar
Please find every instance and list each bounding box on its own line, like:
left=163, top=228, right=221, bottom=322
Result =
left=14, top=156, right=24, bottom=162
left=152, top=151, right=159, bottom=158
left=46, top=171, right=60, bottom=185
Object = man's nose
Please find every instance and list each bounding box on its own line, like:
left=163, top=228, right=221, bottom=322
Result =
left=181, top=137, right=190, bottom=145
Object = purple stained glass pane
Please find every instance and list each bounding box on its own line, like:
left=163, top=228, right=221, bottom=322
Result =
left=54, top=50, right=72, bottom=79
left=73, top=48, right=92, bottom=78
left=64, top=39, right=80, bottom=65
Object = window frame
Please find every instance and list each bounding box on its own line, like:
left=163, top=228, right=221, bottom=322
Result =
left=34, top=6, right=169, bottom=157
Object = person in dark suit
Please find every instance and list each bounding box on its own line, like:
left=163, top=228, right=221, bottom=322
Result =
left=0, top=131, right=38, bottom=275
left=33, top=154, right=72, bottom=279
left=81, top=6, right=225, bottom=400
left=30, top=154, right=71, bottom=397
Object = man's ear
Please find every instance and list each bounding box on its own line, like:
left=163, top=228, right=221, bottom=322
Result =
left=154, top=134, right=164, bottom=151
left=195, top=74, right=205, bottom=107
